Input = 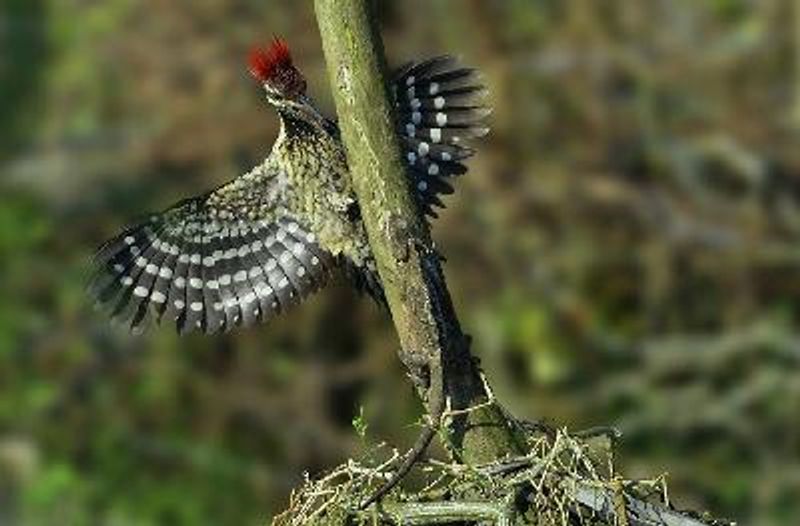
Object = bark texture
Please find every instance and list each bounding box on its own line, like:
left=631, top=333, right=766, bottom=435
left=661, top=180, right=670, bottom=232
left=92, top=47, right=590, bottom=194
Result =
left=314, top=0, right=527, bottom=465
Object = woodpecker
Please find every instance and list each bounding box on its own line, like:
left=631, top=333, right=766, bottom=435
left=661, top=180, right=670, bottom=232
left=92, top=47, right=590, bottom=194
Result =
left=89, top=38, right=489, bottom=334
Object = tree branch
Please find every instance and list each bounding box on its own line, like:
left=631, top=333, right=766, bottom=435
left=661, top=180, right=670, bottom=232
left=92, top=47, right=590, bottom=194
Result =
left=303, top=2, right=731, bottom=525
left=313, top=0, right=526, bottom=464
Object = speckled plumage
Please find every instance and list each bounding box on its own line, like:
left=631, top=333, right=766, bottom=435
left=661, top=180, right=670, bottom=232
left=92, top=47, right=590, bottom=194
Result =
left=89, top=48, right=488, bottom=334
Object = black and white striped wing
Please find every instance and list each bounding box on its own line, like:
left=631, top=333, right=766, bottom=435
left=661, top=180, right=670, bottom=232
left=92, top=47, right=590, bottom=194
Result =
left=393, top=56, right=490, bottom=217
left=89, top=188, right=334, bottom=335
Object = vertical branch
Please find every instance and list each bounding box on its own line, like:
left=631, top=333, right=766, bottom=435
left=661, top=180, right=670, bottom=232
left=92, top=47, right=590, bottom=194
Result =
left=793, top=0, right=800, bottom=127
left=313, top=0, right=526, bottom=463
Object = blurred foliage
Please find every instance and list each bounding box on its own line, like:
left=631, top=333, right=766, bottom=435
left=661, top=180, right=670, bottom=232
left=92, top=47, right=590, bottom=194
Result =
left=1, top=0, right=799, bottom=524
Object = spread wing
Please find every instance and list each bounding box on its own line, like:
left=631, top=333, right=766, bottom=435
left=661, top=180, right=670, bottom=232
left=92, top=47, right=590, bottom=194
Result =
left=89, top=162, right=335, bottom=334
left=393, top=56, right=490, bottom=217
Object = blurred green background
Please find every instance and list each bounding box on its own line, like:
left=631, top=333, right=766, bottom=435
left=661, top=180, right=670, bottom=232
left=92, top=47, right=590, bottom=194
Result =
left=1, top=0, right=799, bottom=524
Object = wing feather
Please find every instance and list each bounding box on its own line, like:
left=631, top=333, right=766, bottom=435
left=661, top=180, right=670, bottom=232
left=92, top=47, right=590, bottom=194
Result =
left=89, top=163, right=336, bottom=334
left=393, top=56, right=490, bottom=217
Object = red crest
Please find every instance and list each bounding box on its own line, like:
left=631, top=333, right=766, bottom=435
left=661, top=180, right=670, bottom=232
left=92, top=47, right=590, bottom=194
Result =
left=248, top=38, right=306, bottom=97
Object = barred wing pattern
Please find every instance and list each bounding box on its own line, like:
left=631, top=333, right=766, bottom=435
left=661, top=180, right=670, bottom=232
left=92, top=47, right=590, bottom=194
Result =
left=90, top=177, right=334, bottom=335
left=393, top=56, right=490, bottom=217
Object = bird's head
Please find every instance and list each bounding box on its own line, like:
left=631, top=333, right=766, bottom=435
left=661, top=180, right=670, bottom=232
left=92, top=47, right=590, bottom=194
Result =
left=249, top=38, right=320, bottom=118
